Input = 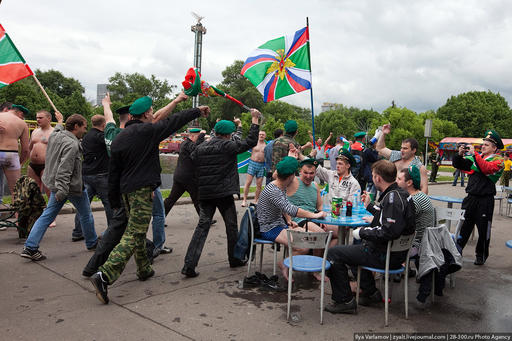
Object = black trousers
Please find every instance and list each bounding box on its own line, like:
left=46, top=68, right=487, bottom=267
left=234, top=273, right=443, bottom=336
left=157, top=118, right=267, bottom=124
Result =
left=184, top=196, right=239, bottom=269
left=327, top=244, right=404, bottom=303
left=457, top=194, right=494, bottom=259
left=164, top=179, right=200, bottom=217
left=430, top=163, right=439, bottom=182
left=82, top=206, right=154, bottom=276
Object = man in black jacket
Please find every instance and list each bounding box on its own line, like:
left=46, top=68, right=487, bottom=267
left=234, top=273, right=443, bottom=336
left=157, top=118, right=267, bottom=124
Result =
left=163, top=128, right=205, bottom=217
left=90, top=96, right=209, bottom=304
left=182, top=109, right=261, bottom=277
left=453, top=130, right=504, bottom=265
left=324, top=160, right=415, bottom=314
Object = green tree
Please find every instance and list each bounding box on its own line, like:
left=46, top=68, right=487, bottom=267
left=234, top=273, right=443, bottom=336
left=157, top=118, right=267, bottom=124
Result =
left=36, top=69, right=84, bottom=97
left=0, top=69, right=93, bottom=121
left=107, top=72, right=176, bottom=108
left=437, top=91, right=512, bottom=137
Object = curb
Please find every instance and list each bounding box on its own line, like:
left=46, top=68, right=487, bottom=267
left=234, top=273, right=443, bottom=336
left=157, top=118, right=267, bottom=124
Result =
left=58, top=192, right=256, bottom=215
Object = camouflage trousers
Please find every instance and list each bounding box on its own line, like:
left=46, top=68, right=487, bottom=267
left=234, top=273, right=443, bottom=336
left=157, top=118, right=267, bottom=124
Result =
left=99, top=186, right=153, bottom=284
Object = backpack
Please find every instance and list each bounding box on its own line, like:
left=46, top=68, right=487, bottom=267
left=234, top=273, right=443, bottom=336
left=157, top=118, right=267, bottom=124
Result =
left=233, top=205, right=261, bottom=262
left=11, top=176, right=46, bottom=239
left=350, top=149, right=365, bottom=181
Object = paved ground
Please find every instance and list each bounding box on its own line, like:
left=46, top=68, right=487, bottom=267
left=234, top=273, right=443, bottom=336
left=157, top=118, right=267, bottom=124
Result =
left=1, top=183, right=512, bottom=340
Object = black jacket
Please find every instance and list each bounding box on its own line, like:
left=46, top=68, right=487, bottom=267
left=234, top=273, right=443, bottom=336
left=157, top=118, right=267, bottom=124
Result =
left=82, top=128, right=109, bottom=175
left=361, top=183, right=416, bottom=252
left=192, top=123, right=259, bottom=200
left=173, top=133, right=205, bottom=183
left=108, top=108, right=200, bottom=206
left=452, top=153, right=496, bottom=197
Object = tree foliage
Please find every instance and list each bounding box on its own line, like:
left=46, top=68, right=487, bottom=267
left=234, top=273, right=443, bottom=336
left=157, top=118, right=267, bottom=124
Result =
left=0, top=69, right=92, bottom=121
left=107, top=72, right=176, bottom=109
left=437, top=91, right=512, bottom=137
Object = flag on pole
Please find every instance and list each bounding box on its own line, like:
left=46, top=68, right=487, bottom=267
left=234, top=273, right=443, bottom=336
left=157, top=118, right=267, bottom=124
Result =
left=0, top=24, right=33, bottom=89
left=241, top=27, right=311, bottom=102
left=237, top=150, right=251, bottom=173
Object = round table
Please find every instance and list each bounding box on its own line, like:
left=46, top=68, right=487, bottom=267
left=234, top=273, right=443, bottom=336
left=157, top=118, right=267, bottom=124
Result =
left=311, top=208, right=371, bottom=245
left=429, top=195, right=464, bottom=230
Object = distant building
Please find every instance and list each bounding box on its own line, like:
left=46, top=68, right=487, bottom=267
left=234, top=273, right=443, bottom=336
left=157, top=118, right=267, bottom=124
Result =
left=96, top=84, right=108, bottom=106
left=321, top=102, right=337, bottom=112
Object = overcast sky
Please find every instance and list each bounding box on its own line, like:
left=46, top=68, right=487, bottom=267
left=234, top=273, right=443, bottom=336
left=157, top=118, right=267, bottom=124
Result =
left=2, top=0, right=512, bottom=113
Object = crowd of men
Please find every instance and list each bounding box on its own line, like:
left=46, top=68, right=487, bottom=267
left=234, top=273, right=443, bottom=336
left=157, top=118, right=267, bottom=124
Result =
left=0, top=97, right=505, bottom=311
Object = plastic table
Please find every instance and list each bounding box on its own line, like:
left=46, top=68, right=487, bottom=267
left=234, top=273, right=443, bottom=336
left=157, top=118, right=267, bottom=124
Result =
left=311, top=207, right=371, bottom=245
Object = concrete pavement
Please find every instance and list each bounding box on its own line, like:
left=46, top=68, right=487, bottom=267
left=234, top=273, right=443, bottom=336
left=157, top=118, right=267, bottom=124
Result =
left=1, top=183, right=512, bottom=340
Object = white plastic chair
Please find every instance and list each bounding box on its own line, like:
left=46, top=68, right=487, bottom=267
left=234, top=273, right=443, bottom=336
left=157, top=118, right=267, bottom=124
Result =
left=434, top=207, right=465, bottom=288
left=356, top=233, right=416, bottom=327
left=504, top=188, right=512, bottom=217
left=283, top=230, right=332, bottom=324
left=246, top=205, right=278, bottom=277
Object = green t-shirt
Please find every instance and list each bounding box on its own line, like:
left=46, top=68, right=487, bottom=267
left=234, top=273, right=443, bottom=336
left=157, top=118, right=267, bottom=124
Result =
left=104, top=122, right=122, bottom=156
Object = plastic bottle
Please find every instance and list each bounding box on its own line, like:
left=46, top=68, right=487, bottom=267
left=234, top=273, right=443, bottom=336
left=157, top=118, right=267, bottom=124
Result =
left=346, top=201, right=352, bottom=217
left=321, top=191, right=330, bottom=212
left=369, top=126, right=383, bottom=145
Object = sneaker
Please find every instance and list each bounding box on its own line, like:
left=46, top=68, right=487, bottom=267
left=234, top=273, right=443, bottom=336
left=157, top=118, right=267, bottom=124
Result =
left=87, top=241, right=98, bottom=251
left=0, top=226, right=7, bottom=231
left=229, top=259, right=246, bottom=268
left=20, top=248, right=46, bottom=261
left=358, top=289, right=383, bottom=306
left=159, top=246, right=173, bottom=254
left=72, top=235, right=84, bottom=242
left=82, top=269, right=94, bottom=278
left=137, top=269, right=155, bottom=281
left=474, top=256, right=485, bottom=265
left=90, top=272, right=109, bottom=304
left=181, top=267, right=199, bottom=278
left=324, top=298, right=357, bottom=314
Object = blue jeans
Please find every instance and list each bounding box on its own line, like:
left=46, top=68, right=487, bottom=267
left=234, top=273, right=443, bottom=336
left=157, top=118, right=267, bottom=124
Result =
left=72, top=174, right=113, bottom=238
left=453, top=169, right=465, bottom=186
left=151, top=187, right=166, bottom=250
left=25, top=190, right=97, bottom=250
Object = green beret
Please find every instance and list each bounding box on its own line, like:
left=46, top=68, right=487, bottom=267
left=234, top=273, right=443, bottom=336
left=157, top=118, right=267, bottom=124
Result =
left=115, top=105, right=130, bottom=115
left=129, top=96, right=152, bottom=115
left=276, top=156, right=298, bottom=176
left=284, top=120, right=298, bottom=133
left=189, top=128, right=201, bottom=133
left=214, top=120, right=236, bottom=135
left=483, top=129, right=504, bottom=150
left=354, top=131, right=366, bottom=138
left=12, top=104, right=29, bottom=115
left=299, top=158, right=319, bottom=168
left=408, top=164, right=421, bottom=190
left=336, top=148, right=356, bottom=168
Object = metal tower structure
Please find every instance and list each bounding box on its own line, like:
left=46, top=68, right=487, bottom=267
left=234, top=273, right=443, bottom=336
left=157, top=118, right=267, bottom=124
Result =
left=191, top=12, right=206, bottom=109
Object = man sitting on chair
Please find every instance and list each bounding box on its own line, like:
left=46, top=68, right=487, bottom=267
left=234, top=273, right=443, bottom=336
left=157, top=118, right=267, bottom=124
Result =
left=325, top=160, right=415, bottom=314
left=287, top=157, right=338, bottom=247
left=257, top=156, right=326, bottom=280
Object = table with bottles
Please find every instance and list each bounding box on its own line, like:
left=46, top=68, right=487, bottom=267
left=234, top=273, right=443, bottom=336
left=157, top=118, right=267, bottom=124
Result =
left=311, top=203, right=372, bottom=245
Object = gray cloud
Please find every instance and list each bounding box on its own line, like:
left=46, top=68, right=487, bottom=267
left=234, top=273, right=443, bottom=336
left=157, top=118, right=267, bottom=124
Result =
left=2, top=0, right=511, bottom=113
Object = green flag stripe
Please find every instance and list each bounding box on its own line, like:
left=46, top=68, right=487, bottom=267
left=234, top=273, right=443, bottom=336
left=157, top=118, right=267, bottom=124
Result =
left=258, top=36, right=285, bottom=51
left=275, top=76, right=295, bottom=99
left=244, top=61, right=274, bottom=86
left=0, top=34, right=26, bottom=65
left=288, top=45, right=310, bottom=70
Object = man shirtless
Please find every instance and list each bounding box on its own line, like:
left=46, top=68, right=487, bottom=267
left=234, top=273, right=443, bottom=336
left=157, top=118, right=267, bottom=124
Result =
left=28, top=110, right=56, bottom=227
left=28, top=110, right=54, bottom=194
left=0, top=106, right=29, bottom=201
left=242, top=130, right=266, bottom=207
left=375, top=123, right=428, bottom=194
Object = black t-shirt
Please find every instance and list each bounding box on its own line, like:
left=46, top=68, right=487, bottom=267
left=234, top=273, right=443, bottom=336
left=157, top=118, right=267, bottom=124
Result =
left=82, top=128, right=109, bottom=175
